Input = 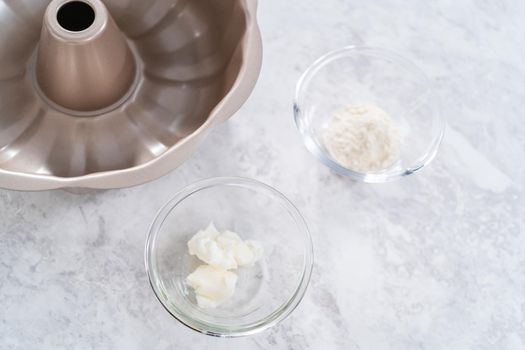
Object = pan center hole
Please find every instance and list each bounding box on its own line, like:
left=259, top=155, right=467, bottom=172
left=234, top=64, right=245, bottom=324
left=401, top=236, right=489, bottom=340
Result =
left=57, top=1, right=95, bottom=32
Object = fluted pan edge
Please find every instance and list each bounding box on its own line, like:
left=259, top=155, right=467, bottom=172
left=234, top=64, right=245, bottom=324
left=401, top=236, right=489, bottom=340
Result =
left=0, top=0, right=262, bottom=190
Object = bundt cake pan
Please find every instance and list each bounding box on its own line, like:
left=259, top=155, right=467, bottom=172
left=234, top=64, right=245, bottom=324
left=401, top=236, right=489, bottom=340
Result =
left=0, top=0, right=262, bottom=190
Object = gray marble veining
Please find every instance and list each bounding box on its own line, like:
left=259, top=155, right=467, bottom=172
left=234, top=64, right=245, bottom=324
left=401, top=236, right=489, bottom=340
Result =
left=1, top=0, right=525, bottom=349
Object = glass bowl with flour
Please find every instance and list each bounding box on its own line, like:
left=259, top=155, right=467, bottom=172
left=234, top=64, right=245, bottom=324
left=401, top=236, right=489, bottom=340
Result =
left=294, top=46, right=445, bottom=182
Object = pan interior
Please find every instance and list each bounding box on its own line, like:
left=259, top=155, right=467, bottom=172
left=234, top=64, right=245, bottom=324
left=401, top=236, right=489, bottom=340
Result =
left=0, top=0, right=247, bottom=177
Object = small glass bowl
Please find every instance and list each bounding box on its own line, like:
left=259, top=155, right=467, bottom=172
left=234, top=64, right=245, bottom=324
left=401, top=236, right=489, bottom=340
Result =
left=145, top=177, right=313, bottom=337
left=294, top=46, right=445, bottom=182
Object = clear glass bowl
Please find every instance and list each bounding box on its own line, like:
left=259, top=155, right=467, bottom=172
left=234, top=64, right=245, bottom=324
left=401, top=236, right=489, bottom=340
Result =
left=145, top=177, right=313, bottom=337
left=294, top=46, right=445, bottom=182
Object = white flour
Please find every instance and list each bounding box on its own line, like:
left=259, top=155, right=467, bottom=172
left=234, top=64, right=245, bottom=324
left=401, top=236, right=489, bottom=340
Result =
left=323, top=104, right=401, bottom=172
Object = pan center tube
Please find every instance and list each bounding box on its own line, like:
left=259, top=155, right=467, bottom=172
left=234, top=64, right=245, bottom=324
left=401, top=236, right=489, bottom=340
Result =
left=57, top=1, right=96, bottom=32
left=35, top=0, right=137, bottom=113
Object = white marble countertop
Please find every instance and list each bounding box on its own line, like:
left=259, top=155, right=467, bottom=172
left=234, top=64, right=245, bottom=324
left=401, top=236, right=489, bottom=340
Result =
left=2, top=0, right=525, bottom=349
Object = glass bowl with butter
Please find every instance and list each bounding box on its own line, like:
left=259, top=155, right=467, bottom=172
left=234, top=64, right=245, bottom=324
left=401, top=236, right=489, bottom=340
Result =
left=145, top=177, right=313, bottom=337
left=294, top=46, right=446, bottom=183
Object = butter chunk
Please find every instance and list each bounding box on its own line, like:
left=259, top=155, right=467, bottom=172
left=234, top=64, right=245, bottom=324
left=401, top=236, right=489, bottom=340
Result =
left=186, top=265, right=238, bottom=308
left=188, top=224, right=264, bottom=270
left=187, top=223, right=238, bottom=270
left=186, top=224, right=264, bottom=309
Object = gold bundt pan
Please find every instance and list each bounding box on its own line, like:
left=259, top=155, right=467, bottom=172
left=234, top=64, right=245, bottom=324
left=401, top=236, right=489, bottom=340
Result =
left=0, top=0, right=262, bottom=190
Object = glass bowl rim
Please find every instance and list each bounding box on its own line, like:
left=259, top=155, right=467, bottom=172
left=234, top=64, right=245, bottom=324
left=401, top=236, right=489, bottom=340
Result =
left=293, top=45, right=446, bottom=183
left=144, top=176, right=314, bottom=337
